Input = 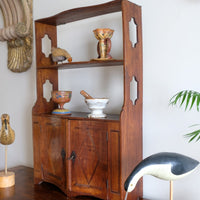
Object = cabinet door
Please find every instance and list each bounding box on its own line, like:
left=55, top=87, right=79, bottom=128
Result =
left=40, top=117, right=66, bottom=190
left=68, top=120, right=108, bottom=199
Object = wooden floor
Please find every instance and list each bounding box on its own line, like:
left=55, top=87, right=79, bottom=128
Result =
left=0, top=166, right=148, bottom=200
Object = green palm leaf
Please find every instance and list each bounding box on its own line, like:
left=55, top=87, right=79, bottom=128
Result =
left=184, top=129, right=200, bottom=142
left=169, top=90, right=200, bottom=111
left=185, top=91, right=192, bottom=110
left=197, top=95, right=200, bottom=111
left=180, top=91, right=187, bottom=107
left=170, top=90, right=200, bottom=143
left=190, top=94, right=197, bottom=110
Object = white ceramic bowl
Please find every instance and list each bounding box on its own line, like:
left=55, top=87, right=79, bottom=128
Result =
left=85, top=98, right=109, bottom=118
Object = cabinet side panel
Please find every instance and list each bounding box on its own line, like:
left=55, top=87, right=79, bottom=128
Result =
left=32, top=116, right=42, bottom=184
left=33, top=23, right=58, bottom=115
left=121, top=1, right=143, bottom=200
left=108, top=122, right=120, bottom=200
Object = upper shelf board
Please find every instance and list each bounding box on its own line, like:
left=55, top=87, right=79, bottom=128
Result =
left=35, top=0, right=122, bottom=26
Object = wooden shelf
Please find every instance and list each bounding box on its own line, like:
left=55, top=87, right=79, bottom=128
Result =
left=38, top=59, right=123, bottom=69
left=35, top=0, right=122, bottom=25
left=33, top=1, right=143, bottom=200
left=37, top=112, right=120, bottom=122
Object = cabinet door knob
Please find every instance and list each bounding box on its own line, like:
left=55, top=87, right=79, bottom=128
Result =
left=67, top=151, right=76, bottom=163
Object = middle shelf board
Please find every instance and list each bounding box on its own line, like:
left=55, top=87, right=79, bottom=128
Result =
left=38, top=60, right=124, bottom=69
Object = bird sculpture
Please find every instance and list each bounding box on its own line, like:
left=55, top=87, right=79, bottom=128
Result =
left=51, top=47, right=72, bottom=63
left=0, top=114, right=15, bottom=145
left=0, top=114, right=15, bottom=188
left=124, top=152, right=199, bottom=200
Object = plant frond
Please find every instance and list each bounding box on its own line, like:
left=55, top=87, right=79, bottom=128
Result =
left=180, top=91, right=187, bottom=107
left=184, top=129, right=200, bottom=142
left=197, top=94, right=200, bottom=111
left=169, top=90, right=200, bottom=111
left=190, top=93, right=197, bottom=110
left=188, top=124, right=200, bottom=128
left=196, top=135, right=200, bottom=142
left=185, top=91, right=192, bottom=110
left=169, top=91, right=183, bottom=106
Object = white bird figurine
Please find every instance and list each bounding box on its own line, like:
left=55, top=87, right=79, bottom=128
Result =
left=51, top=47, right=72, bottom=63
left=124, top=152, right=199, bottom=200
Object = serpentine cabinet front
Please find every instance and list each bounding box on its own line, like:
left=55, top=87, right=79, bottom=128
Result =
left=33, top=115, right=120, bottom=200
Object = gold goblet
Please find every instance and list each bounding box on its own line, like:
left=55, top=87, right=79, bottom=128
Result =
left=93, top=28, right=114, bottom=60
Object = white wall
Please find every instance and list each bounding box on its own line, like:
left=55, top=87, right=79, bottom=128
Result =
left=1, top=0, right=200, bottom=199
left=0, top=16, right=36, bottom=168
left=142, top=0, right=200, bottom=199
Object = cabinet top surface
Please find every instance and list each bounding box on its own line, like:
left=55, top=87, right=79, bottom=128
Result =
left=35, top=0, right=122, bottom=26
left=34, top=112, right=120, bottom=122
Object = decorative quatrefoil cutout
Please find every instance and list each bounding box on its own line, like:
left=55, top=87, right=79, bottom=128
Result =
left=130, top=76, right=138, bottom=105
left=42, top=34, right=52, bottom=57
left=43, top=80, right=53, bottom=102
left=129, top=18, right=138, bottom=48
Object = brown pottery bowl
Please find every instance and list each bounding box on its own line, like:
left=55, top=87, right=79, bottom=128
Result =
left=52, top=91, right=72, bottom=109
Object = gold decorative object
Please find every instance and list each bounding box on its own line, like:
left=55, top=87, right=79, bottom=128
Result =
left=51, top=47, right=72, bottom=63
left=0, top=0, right=33, bottom=72
left=0, top=114, right=15, bottom=188
left=93, top=28, right=114, bottom=60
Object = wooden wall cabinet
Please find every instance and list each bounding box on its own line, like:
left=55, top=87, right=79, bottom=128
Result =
left=32, top=1, right=143, bottom=200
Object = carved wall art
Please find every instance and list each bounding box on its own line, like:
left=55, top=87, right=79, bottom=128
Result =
left=0, top=0, right=33, bottom=72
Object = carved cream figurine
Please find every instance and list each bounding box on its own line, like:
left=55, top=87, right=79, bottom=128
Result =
left=0, top=0, right=33, bottom=72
